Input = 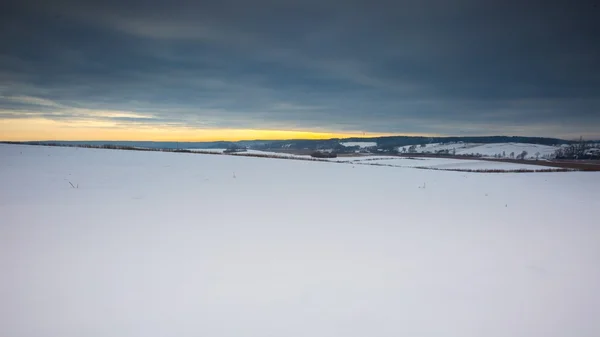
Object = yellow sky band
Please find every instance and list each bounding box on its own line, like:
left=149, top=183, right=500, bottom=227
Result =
left=1, top=118, right=432, bottom=141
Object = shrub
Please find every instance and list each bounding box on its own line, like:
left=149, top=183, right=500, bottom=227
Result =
left=310, top=151, right=337, bottom=158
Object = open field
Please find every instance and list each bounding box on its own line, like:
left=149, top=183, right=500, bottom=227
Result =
left=233, top=146, right=600, bottom=171
left=345, top=157, right=566, bottom=171
left=8, top=142, right=598, bottom=171
left=237, top=150, right=600, bottom=172
left=393, top=154, right=600, bottom=171
left=398, top=142, right=560, bottom=159
left=1, top=143, right=599, bottom=337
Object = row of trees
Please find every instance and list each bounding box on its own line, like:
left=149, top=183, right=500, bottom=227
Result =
left=554, top=137, right=598, bottom=159
left=310, top=151, right=337, bottom=158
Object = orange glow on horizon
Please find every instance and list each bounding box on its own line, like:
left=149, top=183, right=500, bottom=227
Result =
left=0, top=118, right=431, bottom=142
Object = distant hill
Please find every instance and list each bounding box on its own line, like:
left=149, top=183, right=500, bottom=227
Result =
left=15, top=135, right=574, bottom=151
left=397, top=142, right=560, bottom=160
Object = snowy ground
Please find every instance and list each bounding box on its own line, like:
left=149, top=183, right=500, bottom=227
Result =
left=399, top=142, right=559, bottom=159
left=187, top=148, right=227, bottom=153
left=340, top=141, right=377, bottom=148
left=189, top=149, right=558, bottom=171
left=1, top=144, right=599, bottom=337
left=188, top=148, right=314, bottom=159
left=461, top=143, right=558, bottom=158
left=347, top=157, right=561, bottom=171
left=240, top=149, right=312, bottom=159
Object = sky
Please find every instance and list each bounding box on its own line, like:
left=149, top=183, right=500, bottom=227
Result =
left=1, top=0, right=599, bottom=141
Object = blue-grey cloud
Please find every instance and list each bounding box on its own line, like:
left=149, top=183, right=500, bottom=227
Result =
left=1, top=0, right=599, bottom=138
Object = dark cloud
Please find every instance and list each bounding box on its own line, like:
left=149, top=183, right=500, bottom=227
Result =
left=1, top=0, right=599, bottom=138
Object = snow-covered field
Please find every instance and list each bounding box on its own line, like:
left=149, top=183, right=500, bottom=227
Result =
left=2, top=144, right=599, bottom=337
left=399, top=142, right=559, bottom=159
left=187, top=148, right=227, bottom=153
left=461, top=143, right=558, bottom=158
left=340, top=141, right=377, bottom=148
left=188, top=148, right=314, bottom=159
left=348, top=157, right=561, bottom=171
left=240, top=149, right=311, bottom=159
left=187, top=149, right=558, bottom=171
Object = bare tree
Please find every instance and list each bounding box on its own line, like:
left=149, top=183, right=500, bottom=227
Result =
left=516, top=150, right=528, bottom=160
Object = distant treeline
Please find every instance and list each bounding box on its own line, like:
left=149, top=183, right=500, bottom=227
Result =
left=251, top=136, right=574, bottom=152
left=3, top=141, right=205, bottom=154
left=554, top=138, right=599, bottom=160
left=6, top=135, right=577, bottom=152
left=373, top=136, right=570, bottom=149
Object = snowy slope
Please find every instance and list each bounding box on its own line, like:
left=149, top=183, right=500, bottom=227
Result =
left=340, top=141, right=377, bottom=148
left=1, top=144, right=599, bottom=337
left=239, top=149, right=312, bottom=159
left=399, top=142, right=559, bottom=159
left=188, top=149, right=317, bottom=159
left=354, top=157, right=560, bottom=171
left=457, top=143, right=558, bottom=159
left=219, top=151, right=552, bottom=171
left=398, top=142, right=476, bottom=153
left=187, top=148, right=227, bottom=153
left=334, top=155, right=560, bottom=171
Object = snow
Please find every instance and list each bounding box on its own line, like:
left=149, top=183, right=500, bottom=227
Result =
left=340, top=141, right=377, bottom=148
left=399, top=142, right=559, bottom=159
left=187, top=148, right=226, bottom=153
left=2, top=143, right=599, bottom=337
left=240, top=149, right=311, bottom=159
left=352, top=157, right=561, bottom=171
left=331, top=155, right=561, bottom=171
left=459, top=143, right=558, bottom=159
left=189, top=146, right=559, bottom=169
left=399, top=142, right=477, bottom=153
left=187, top=149, right=315, bottom=159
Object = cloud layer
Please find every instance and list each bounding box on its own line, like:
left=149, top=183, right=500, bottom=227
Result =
left=1, top=0, right=599, bottom=139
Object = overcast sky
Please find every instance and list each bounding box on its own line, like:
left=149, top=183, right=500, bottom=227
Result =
left=1, top=0, right=599, bottom=140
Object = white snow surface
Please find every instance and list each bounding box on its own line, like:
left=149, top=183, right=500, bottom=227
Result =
left=239, top=149, right=311, bottom=159
left=354, top=157, right=560, bottom=171
left=1, top=144, right=600, bottom=337
left=334, top=155, right=560, bottom=171
left=399, top=142, right=559, bottom=159
left=188, top=149, right=314, bottom=159
left=399, top=142, right=476, bottom=153
left=460, top=143, right=558, bottom=159
left=340, top=141, right=377, bottom=148
left=187, top=148, right=227, bottom=153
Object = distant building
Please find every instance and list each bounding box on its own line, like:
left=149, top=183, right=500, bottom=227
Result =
left=584, top=148, right=600, bottom=157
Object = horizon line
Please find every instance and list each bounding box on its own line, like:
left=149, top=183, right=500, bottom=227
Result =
left=4, top=134, right=594, bottom=144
